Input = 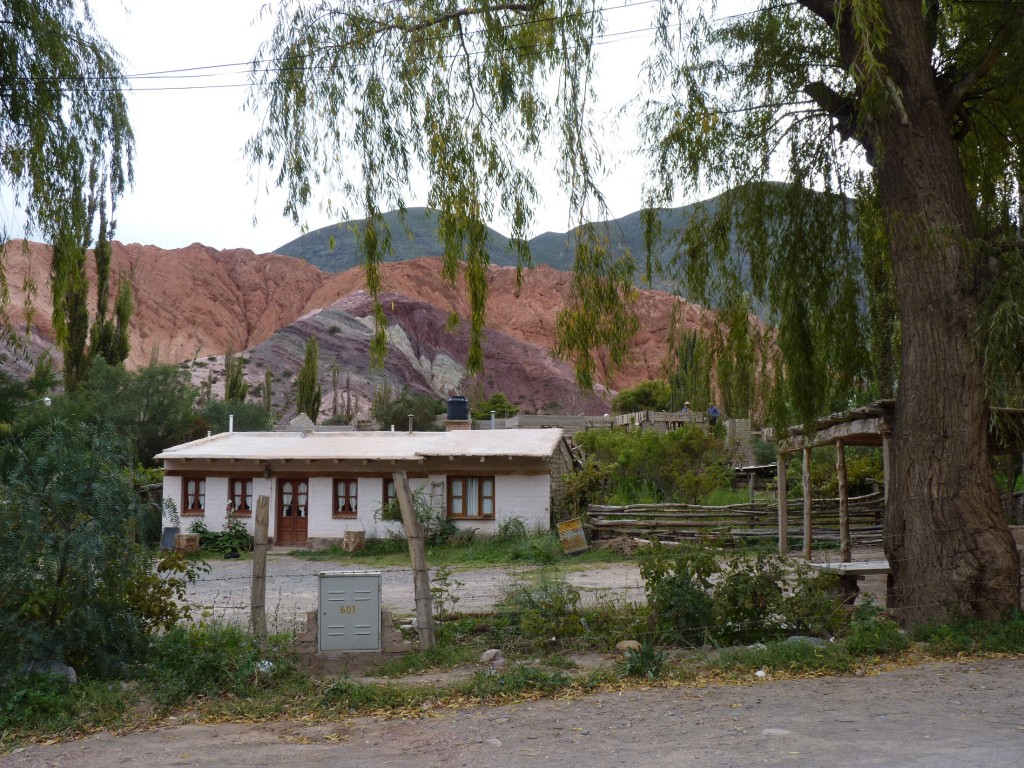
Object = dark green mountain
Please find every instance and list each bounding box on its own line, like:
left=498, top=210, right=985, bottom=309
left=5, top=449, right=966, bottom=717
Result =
left=274, top=204, right=708, bottom=289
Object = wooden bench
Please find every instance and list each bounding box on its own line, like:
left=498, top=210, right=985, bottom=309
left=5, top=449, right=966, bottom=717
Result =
left=809, top=560, right=894, bottom=609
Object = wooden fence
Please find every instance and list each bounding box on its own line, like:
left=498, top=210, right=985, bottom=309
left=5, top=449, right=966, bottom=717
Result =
left=587, top=492, right=885, bottom=545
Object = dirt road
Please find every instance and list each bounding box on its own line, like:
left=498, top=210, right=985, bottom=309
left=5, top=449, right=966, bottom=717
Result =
left=186, top=552, right=647, bottom=630
left=8, top=657, right=1023, bottom=767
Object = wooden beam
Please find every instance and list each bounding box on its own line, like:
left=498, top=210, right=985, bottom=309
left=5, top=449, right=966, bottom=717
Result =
left=882, top=432, right=891, bottom=505
left=836, top=439, right=850, bottom=563
left=779, top=416, right=888, bottom=452
left=777, top=453, right=789, bottom=555
left=802, top=447, right=813, bottom=560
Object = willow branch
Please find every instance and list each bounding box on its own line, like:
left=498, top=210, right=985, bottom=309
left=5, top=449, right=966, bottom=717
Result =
left=944, top=13, right=1022, bottom=116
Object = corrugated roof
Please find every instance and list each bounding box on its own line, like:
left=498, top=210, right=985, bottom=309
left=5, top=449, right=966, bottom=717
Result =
left=155, top=428, right=564, bottom=462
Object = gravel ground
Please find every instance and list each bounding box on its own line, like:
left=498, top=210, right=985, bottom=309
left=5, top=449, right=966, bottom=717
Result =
left=186, top=550, right=648, bottom=630
left=10, top=657, right=1024, bottom=767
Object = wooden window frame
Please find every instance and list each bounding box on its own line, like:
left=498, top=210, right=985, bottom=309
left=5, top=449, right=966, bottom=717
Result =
left=228, top=477, right=254, bottom=517
left=333, top=478, right=358, bottom=518
left=446, top=475, right=496, bottom=520
left=182, top=477, right=206, bottom=516
left=382, top=478, right=396, bottom=508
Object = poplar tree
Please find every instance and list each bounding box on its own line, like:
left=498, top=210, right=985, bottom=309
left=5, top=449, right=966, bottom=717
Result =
left=249, top=1, right=1024, bottom=622
left=296, top=337, right=322, bottom=423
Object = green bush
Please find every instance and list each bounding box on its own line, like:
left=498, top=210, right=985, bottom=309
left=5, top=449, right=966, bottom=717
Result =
left=574, top=425, right=733, bottom=504
left=496, top=570, right=584, bottom=650
left=189, top=516, right=252, bottom=553
left=912, top=610, right=1024, bottom=655
left=0, top=421, right=200, bottom=676
left=639, top=544, right=719, bottom=645
left=145, top=624, right=264, bottom=707
left=618, top=643, right=667, bottom=680
left=712, top=552, right=788, bottom=644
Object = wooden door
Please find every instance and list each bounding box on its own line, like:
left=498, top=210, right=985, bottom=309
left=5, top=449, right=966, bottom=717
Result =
left=277, top=478, right=309, bottom=546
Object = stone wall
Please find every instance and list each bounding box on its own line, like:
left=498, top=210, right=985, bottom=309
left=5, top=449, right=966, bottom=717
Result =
left=295, top=609, right=414, bottom=675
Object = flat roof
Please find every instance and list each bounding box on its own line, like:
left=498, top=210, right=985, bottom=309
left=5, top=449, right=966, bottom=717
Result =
left=155, top=428, right=564, bottom=462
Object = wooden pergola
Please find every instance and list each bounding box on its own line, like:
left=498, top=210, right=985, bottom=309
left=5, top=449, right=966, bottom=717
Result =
left=774, top=400, right=1024, bottom=563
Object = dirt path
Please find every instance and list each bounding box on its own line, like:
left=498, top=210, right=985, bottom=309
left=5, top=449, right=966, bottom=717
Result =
left=186, top=552, right=646, bottom=630
left=9, top=657, right=1023, bottom=767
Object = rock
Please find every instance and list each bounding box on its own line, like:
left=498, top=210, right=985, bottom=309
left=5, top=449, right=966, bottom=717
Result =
left=486, top=738, right=503, bottom=747
left=761, top=728, right=792, bottom=737
left=22, top=661, right=78, bottom=685
left=785, top=635, right=826, bottom=647
left=481, top=649, right=504, bottom=664
left=615, top=640, right=642, bottom=654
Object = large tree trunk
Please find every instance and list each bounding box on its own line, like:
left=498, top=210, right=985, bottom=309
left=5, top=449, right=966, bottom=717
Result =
left=866, top=2, right=1020, bottom=624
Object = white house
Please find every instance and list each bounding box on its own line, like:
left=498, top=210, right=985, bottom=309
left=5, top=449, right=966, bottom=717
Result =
left=155, top=428, right=564, bottom=547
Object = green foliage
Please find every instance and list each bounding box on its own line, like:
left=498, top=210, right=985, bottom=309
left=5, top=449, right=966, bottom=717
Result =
left=0, top=421, right=199, bottom=676
left=639, top=544, right=719, bottom=646
left=640, top=544, right=849, bottom=646
left=430, top=564, right=464, bottom=623
left=842, top=604, right=909, bottom=657
left=495, top=517, right=528, bottom=541
left=195, top=398, right=274, bottom=435
left=0, top=0, right=133, bottom=348
left=0, top=673, right=127, bottom=738
left=461, top=666, right=572, bottom=698
left=912, top=611, right=1024, bottom=656
left=575, top=424, right=732, bottom=504
left=470, top=392, right=520, bottom=420
left=144, top=624, right=284, bottom=707
left=296, top=337, right=322, bottom=423
left=224, top=350, right=249, bottom=403
left=370, top=384, right=445, bottom=430
left=561, top=457, right=610, bottom=518
left=611, top=380, right=672, bottom=413
left=618, top=643, right=667, bottom=681
left=665, top=323, right=713, bottom=413
left=189, top=516, right=252, bottom=554
left=496, top=570, right=585, bottom=651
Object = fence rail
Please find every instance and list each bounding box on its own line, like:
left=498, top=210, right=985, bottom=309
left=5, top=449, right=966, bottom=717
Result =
left=587, top=493, right=885, bottom=544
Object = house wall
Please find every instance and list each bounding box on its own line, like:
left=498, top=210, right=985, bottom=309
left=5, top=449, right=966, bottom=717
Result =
left=162, top=467, right=552, bottom=546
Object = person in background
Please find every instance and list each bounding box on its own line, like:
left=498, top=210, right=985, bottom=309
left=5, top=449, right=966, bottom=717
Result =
left=681, top=401, right=690, bottom=414
left=707, top=403, right=719, bottom=426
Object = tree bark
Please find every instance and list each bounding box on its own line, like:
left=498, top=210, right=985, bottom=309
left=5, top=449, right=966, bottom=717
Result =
left=863, top=2, right=1019, bottom=622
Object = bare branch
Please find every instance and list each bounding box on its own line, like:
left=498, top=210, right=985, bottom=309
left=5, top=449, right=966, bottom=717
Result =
left=802, top=80, right=857, bottom=141
left=944, top=11, right=1023, bottom=116
left=395, top=3, right=534, bottom=34
left=795, top=0, right=836, bottom=27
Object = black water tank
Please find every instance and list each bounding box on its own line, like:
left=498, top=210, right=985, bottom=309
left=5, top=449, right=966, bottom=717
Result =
left=447, top=395, right=469, bottom=421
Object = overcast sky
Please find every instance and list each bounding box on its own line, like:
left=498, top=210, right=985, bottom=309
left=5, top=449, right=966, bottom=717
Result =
left=6, top=1, right=747, bottom=253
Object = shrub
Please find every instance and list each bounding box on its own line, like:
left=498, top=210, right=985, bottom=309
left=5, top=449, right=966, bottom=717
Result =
left=712, top=552, right=788, bottom=644
left=496, top=570, right=584, bottom=650
left=145, top=624, right=264, bottom=707
left=0, top=421, right=201, bottom=676
left=618, top=643, right=667, bottom=680
left=842, top=603, right=909, bottom=657
left=639, top=544, right=719, bottom=645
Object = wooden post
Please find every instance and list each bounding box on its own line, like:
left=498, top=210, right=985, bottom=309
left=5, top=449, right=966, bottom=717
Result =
left=393, top=470, right=435, bottom=649
left=882, top=432, right=891, bottom=505
left=747, top=472, right=756, bottom=504
left=250, top=495, right=269, bottom=648
left=836, top=440, right=851, bottom=563
left=802, top=447, right=813, bottom=560
left=777, top=452, right=789, bottom=555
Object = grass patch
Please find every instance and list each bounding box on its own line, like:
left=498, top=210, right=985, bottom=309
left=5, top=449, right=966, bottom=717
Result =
left=713, top=639, right=854, bottom=676
left=0, top=674, right=127, bottom=745
left=371, top=644, right=480, bottom=678
left=912, top=610, right=1024, bottom=655
left=289, top=532, right=628, bottom=568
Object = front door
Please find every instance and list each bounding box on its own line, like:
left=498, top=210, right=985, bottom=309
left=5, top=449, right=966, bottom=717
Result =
left=277, top=478, right=309, bottom=546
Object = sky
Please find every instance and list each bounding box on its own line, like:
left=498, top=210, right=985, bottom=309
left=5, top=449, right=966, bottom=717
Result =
left=5, top=1, right=748, bottom=254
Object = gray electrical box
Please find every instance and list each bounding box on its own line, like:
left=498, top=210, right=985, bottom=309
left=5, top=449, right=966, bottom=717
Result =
left=318, top=571, right=382, bottom=652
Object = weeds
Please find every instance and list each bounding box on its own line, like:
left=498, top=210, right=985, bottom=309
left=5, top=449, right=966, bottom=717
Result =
left=618, top=644, right=667, bottom=680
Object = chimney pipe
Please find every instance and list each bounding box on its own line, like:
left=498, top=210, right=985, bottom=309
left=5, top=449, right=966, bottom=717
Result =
left=229, top=414, right=234, bottom=433
left=408, top=413, right=414, bottom=433
left=491, top=410, right=496, bottom=430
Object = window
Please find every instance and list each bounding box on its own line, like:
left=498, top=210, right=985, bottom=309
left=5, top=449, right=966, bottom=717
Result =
left=447, top=476, right=495, bottom=519
left=383, top=479, right=396, bottom=508
left=228, top=478, right=253, bottom=516
left=183, top=478, right=205, bottom=514
left=334, top=479, right=358, bottom=518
